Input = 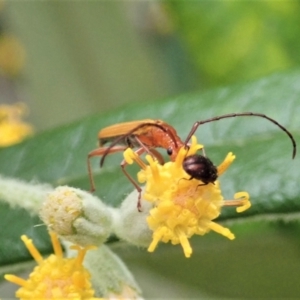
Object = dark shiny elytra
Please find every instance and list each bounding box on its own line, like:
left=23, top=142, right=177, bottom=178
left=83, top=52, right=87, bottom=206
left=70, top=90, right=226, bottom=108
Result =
left=183, top=155, right=218, bottom=184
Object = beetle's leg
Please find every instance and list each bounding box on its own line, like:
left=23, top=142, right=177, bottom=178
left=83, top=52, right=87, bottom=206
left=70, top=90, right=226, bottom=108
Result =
left=133, top=136, right=165, bottom=165
left=121, top=147, right=146, bottom=212
left=149, top=148, right=165, bottom=165
left=88, top=145, right=128, bottom=192
left=88, top=142, right=164, bottom=211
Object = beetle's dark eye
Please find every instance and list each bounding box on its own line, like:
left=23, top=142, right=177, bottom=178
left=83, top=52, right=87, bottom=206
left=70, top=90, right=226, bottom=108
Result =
left=167, top=148, right=173, bottom=155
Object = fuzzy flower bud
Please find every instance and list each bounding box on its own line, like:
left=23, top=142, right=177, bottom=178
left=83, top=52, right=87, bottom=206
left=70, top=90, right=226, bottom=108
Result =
left=112, top=188, right=152, bottom=248
left=40, top=186, right=113, bottom=247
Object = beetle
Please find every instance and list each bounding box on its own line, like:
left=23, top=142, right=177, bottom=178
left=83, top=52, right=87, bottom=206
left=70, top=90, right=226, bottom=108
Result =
left=182, top=154, right=218, bottom=185
left=98, top=119, right=181, bottom=159
left=88, top=113, right=296, bottom=210
left=88, top=119, right=183, bottom=210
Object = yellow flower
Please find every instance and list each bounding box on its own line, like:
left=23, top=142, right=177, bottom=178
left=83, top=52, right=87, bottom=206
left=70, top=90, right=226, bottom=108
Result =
left=5, top=231, right=102, bottom=300
left=0, top=103, right=33, bottom=147
left=124, top=136, right=251, bottom=258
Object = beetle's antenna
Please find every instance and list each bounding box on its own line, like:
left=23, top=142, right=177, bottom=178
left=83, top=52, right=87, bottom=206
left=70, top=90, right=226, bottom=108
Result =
left=184, top=112, right=296, bottom=159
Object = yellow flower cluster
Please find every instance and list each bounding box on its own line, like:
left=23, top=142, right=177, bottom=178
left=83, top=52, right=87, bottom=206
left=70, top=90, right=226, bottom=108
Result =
left=124, top=136, right=250, bottom=258
left=0, top=103, right=33, bottom=147
left=5, top=232, right=101, bottom=300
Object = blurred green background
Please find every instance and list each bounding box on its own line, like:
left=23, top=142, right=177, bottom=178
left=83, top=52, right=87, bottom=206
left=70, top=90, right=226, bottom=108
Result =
left=2, top=1, right=300, bottom=130
left=1, top=1, right=300, bottom=299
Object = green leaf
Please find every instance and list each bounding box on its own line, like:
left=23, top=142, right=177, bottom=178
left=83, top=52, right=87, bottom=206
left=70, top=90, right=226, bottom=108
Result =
left=1, top=70, right=300, bottom=292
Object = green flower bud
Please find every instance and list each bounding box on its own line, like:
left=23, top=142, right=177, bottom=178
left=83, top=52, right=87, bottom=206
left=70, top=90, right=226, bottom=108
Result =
left=112, top=188, right=152, bottom=248
left=40, top=186, right=113, bottom=246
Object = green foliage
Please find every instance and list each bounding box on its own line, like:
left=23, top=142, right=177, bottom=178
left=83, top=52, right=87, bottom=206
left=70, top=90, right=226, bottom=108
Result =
left=1, top=70, right=300, bottom=298
left=168, top=2, right=300, bottom=86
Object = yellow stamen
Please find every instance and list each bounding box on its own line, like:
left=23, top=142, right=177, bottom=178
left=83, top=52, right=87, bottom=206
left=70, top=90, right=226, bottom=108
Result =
left=21, top=235, right=43, bottom=263
left=208, top=222, right=235, bottom=240
left=176, top=227, right=193, bottom=258
left=187, top=135, right=203, bottom=156
left=4, top=274, right=28, bottom=287
left=123, top=148, right=147, bottom=169
left=235, top=192, right=251, bottom=213
left=174, top=136, right=203, bottom=169
left=148, top=227, right=166, bottom=252
left=145, top=154, right=160, bottom=182
left=174, top=146, right=187, bottom=168
left=72, top=245, right=97, bottom=267
left=222, top=192, right=251, bottom=213
left=49, top=231, right=63, bottom=258
left=217, top=152, right=236, bottom=176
